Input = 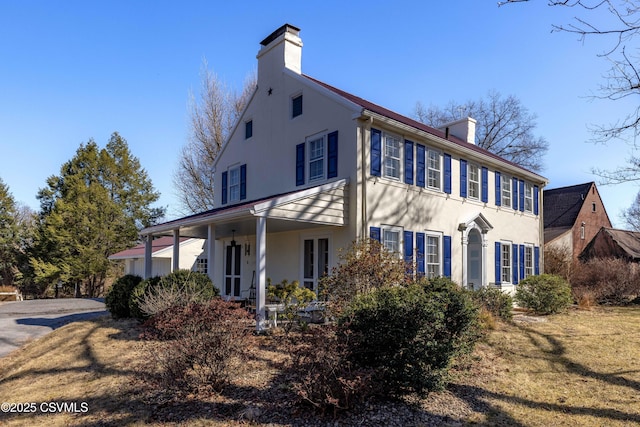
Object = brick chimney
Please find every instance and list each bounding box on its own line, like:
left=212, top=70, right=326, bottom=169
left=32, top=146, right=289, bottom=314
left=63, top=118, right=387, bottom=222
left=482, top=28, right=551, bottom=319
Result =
left=438, top=117, right=477, bottom=145
left=257, top=24, right=302, bottom=88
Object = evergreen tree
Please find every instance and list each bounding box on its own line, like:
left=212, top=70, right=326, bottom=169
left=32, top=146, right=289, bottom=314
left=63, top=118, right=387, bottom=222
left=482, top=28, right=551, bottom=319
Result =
left=0, top=178, right=20, bottom=287
left=31, top=133, right=164, bottom=297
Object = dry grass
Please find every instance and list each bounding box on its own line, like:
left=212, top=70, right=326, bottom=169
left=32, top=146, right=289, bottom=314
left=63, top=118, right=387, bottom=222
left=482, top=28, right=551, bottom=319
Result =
left=0, top=307, right=638, bottom=426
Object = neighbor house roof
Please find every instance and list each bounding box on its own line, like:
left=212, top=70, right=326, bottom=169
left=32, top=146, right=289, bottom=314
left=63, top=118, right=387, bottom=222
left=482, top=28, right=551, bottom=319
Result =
left=543, top=182, right=594, bottom=229
left=109, top=236, right=189, bottom=259
left=580, top=227, right=640, bottom=261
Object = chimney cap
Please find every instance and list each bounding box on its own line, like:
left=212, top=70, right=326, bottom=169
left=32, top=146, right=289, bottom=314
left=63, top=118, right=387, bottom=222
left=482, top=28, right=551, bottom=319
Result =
left=260, top=24, right=301, bottom=46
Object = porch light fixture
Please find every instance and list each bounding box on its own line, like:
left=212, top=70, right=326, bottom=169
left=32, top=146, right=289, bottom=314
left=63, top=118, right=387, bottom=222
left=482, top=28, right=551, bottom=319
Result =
left=231, top=229, right=237, bottom=248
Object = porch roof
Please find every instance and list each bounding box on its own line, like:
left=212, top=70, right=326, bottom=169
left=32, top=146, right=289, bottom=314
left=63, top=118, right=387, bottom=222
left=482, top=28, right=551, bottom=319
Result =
left=141, top=179, right=349, bottom=239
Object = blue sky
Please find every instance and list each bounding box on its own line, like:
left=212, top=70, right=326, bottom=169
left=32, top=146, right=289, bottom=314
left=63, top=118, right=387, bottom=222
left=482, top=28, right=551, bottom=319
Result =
left=0, top=1, right=636, bottom=226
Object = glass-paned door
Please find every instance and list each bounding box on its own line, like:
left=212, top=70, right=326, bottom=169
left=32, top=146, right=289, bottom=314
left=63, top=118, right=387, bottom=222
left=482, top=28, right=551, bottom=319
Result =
left=303, top=238, right=329, bottom=292
left=225, top=244, right=241, bottom=297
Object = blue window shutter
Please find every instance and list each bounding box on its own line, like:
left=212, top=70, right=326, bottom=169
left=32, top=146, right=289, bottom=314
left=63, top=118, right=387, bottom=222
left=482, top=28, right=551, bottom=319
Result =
left=519, top=245, right=525, bottom=280
left=534, top=185, right=540, bottom=215
left=327, top=131, right=338, bottom=178
left=221, top=171, right=228, bottom=205
left=404, top=140, right=414, bottom=185
left=404, top=231, right=414, bottom=275
left=512, top=177, right=518, bottom=210
left=534, top=246, right=540, bottom=275
left=512, top=244, right=519, bottom=284
left=495, top=171, right=501, bottom=206
left=460, top=159, right=468, bottom=198
left=495, top=242, right=502, bottom=285
left=481, top=167, right=489, bottom=203
left=519, top=180, right=525, bottom=212
left=240, top=164, right=247, bottom=200
left=371, top=128, right=381, bottom=177
left=444, top=153, right=452, bottom=194
left=416, top=144, right=425, bottom=188
left=416, top=232, right=425, bottom=277
left=296, top=143, right=305, bottom=186
left=443, top=235, right=452, bottom=278
left=370, top=226, right=381, bottom=242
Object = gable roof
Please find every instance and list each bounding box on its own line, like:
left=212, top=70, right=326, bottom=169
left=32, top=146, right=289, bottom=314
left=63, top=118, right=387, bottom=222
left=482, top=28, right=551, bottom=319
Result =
left=543, top=182, right=594, bottom=229
left=109, top=236, right=190, bottom=259
left=304, top=74, right=546, bottom=182
left=580, top=227, right=640, bottom=261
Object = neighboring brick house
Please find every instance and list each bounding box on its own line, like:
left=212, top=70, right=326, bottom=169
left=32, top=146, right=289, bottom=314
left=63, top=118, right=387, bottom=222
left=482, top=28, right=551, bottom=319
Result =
left=140, top=24, right=547, bottom=330
left=544, top=182, right=612, bottom=263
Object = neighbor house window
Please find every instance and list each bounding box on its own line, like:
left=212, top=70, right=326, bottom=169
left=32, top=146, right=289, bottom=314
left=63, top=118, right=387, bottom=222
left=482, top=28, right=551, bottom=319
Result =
left=309, top=135, right=325, bottom=181
left=501, top=243, right=512, bottom=283
left=426, top=234, right=441, bottom=278
left=228, top=166, right=241, bottom=202
left=524, top=182, right=533, bottom=212
left=501, top=174, right=512, bottom=207
left=468, top=163, right=480, bottom=199
left=427, top=149, right=441, bottom=190
left=384, top=133, right=401, bottom=179
left=292, top=94, right=303, bottom=118
left=245, top=120, right=253, bottom=139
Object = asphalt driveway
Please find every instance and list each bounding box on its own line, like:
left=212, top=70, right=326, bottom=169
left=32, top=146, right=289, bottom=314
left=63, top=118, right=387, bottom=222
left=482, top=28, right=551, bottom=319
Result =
left=0, top=298, right=108, bottom=358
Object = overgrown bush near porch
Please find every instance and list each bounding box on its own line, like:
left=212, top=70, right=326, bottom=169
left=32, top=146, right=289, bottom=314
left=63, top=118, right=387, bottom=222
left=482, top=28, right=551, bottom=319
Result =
left=468, top=285, right=513, bottom=322
left=129, top=269, right=219, bottom=319
left=105, top=274, right=143, bottom=318
left=571, top=258, right=640, bottom=305
left=141, top=298, right=252, bottom=392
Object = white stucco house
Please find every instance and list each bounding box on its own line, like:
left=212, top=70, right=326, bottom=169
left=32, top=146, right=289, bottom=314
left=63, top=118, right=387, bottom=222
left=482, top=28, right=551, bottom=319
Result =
left=140, top=24, right=547, bottom=328
left=109, top=236, right=207, bottom=278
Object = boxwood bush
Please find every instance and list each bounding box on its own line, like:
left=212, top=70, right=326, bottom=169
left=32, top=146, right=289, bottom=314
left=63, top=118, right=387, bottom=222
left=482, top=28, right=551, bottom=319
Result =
left=515, top=274, right=573, bottom=314
left=105, top=274, right=143, bottom=319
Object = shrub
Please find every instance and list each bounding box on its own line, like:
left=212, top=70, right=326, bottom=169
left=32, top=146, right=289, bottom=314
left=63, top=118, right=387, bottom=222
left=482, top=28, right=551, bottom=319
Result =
left=469, top=286, right=513, bottom=321
left=319, top=238, right=409, bottom=317
left=142, top=299, right=252, bottom=392
left=515, top=274, right=573, bottom=314
left=266, top=279, right=317, bottom=332
left=129, top=270, right=218, bottom=319
left=340, top=277, right=480, bottom=396
left=571, top=258, right=640, bottom=305
left=105, top=274, right=142, bottom=318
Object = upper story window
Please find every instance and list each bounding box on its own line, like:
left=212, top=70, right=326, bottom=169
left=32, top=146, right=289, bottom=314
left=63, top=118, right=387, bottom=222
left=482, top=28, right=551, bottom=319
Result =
left=292, top=94, right=303, bottom=118
left=383, top=226, right=402, bottom=255
left=592, top=202, right=597, bottom=212
left=524, top=182, right=533, bottom=212
left=384, top=133, right=402, bottom=179
left=309, top=135, right=325, bottom=182
left=468, top=163, right=480, bottom=199
left=221, top=164, right=247, bottom=205
left=427, top=149, right=441, bottom=190
left=228, top=166, right=241, bottom=202
left=501, top=174, right=512, bottom=208
left=245, top=120, right=253, bottom=139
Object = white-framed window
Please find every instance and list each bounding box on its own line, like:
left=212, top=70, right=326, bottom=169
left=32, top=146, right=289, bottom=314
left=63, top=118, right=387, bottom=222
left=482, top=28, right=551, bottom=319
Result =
left=382, top=225, right=402, bottom=255
left=501, top=242, right=512, bottom=283
left=427, top=148, right=441, bottom=190
left=501, top=174, right=512, bottom=208
left=301, top=235, right=330, bottom=292
left=195, top=258, right=208, bottom=274
left=426, top=233, right=442, bottom=278
left=228, top=166, right=241, bottom=202
left=383, top=133, right=401, bottom=179
left=468, top=163, right=480, bottom=199
left=524, top=245, right=533, bottom=278
left=308, top=135, right=325, bottom=182
left=524, top=182, right=533, bottom=212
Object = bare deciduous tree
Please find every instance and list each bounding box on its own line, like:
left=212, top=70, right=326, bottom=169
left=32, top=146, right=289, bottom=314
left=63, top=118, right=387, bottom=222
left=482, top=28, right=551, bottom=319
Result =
left=414, top=91, right=549, bottom=172
left=174, top=61, right=256, bottom=214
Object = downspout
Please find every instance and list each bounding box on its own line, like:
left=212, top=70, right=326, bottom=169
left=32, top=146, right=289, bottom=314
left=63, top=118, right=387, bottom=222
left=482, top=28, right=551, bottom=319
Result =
left=360, top=113, right=373, bottom=238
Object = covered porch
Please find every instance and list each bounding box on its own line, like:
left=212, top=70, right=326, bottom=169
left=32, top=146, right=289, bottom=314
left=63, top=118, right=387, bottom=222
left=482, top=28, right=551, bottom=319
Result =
left=139, top=179, right=349, bottom=330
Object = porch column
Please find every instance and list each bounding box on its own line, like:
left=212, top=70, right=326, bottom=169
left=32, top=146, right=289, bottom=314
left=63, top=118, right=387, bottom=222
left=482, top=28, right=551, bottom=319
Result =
left=207, top=224, right=216, bottom=289
left=172, top=229, right=180, bottom=272
left=144, top=235, right=153, bottom=279
left=461, top=234, right=468, bottom=289
left=481, top=233, right=489, bottom=288
left=255, top=216, right=267, bottom=331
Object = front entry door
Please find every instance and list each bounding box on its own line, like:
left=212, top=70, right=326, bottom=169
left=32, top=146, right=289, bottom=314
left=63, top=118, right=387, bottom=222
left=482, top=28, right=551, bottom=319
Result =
left=467, top=229, right=482, bottom=290
left=225, top=244, right=241, bottom=297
